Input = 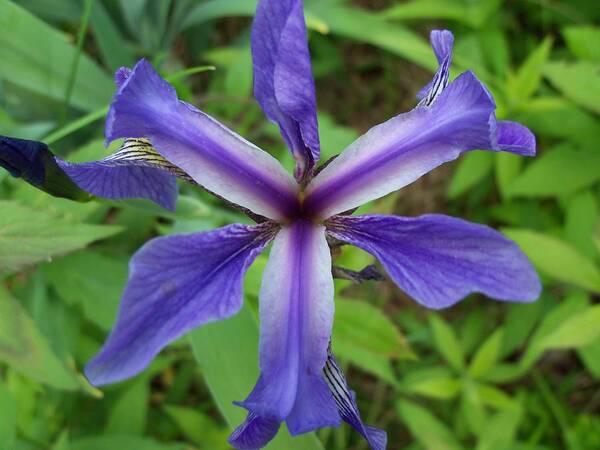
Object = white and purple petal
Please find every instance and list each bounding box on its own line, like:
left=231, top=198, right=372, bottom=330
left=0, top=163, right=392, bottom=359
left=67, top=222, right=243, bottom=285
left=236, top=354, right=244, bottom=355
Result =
left=252, top=0, right=320, bottom=180
left=304, top=71, right=498, bottom=219
left=327, top=214, right=541, bottom=309
left=106, top=59, right=299, bottom=221
left=236, top=220, right=340, bottom=437
left=85, top=223, right=276, bottom=386
left=229, top=412, right=281, bottom=450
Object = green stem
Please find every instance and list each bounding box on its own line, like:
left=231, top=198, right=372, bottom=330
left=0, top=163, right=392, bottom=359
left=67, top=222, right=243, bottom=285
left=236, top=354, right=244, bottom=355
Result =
left=59, top=0, right=94, bottom=126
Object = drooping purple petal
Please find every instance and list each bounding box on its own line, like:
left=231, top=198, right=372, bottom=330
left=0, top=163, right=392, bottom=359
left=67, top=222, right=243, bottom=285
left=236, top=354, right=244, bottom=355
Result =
left=229, top=412, right=281, bottom=450
left=252, top=0, right=320, bottom=180
left=327, top=214, right=541, bottom=309
left=57, top=158, right=178, bottom=210
left=497, top=121, right=536, bottom=156
left=236, top=220, right=340, bottom=437
left=417, top=30, right=454, bottom=105
left=324, top=348, right=387, bottom=450
left=304, top=71, right=497, bottom=219
left=85, top=223, right=276, bottom=386
left=0, top=135, right=177, bottom=209
left=106, top=59, right=300, bottom=221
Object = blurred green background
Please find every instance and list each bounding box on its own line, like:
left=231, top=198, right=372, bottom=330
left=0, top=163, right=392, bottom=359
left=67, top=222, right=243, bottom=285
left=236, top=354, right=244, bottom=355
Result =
left=1, top=0, right=599, bottom=449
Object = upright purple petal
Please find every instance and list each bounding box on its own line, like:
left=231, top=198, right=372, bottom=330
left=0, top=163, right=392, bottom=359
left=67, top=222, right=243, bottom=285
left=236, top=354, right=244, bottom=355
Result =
left=252, top=0, right=320, bottom=180
left=236, top=220, right=340, bottom=437
left=327, top=214, right=541, bottom=309
left=57, top=158, right=178, bottom=210
left=417, top=30, right=454, bottom=105
left=85, top=223, right=276, bottom=386
left=304, top=71, right=497, bottom=219
left=106, top=59, right=300, bottom=221
left=324, top=349, right=387, bottom=450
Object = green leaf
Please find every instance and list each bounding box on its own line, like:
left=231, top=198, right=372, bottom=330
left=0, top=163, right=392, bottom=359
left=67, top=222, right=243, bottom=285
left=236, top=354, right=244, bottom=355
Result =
left=401, top=370, right=461, bottom=400
left=543, top=61, right=600, bottom=114
left=476, top=384, right=520, bottom=411
left=71, top=435, right=187, bottom=450
left=188, top=305, right=325, bottom=450
left=495, top=152, right=523, bottom=200
left=565, top=191, right=599, bottom=261
left=0, top=286, right=81, bottom=390
left=507, top=145, right=600, bottom=198
left=333, top=299, right=411, bottom=358
left=447, top=151, right=494, bottom=198
left=0, top=381, right=16, bottom=450
left=469, top=329, right=504, bottom=379
left=503, top=229, right=600, bottom=293
left=578, top=337, right=600, bottom=378
left=43, top=251, right=127, bottom=331
left=429, top=314, right=465, bottom=371
left=506, top=38, right=552, bottom=103
left=0, top=200, right=121, bottom=274
left=396, top=400, right=464, bottom=450
left=106, top=378, right=150, bottom=435
left=52, top=431, right=71, bottom=450
left=90, top=0, right=136, bottom=72
left=0, top=0, right=113, bottom=111
left=539, top=305, right=600, bottom=350
left=562, top=26, right=600, bottom=62
left=475, top=406, right=522, bottom=450
left=163, top=405, right=229, bottom=449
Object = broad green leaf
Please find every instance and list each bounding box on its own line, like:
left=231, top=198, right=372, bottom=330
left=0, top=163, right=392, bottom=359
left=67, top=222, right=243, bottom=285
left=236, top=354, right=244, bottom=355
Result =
left=429, top=315, right=465, bottom=371
left=71, top=435, right=186, bottom=450
left=0, top=200, right=121, bottom=274
left=397, top=400, right=464, bottom=450
left=90, top=0, right=136, bottom=72
left=543, top=61, right=600, bottom=114
left=0, top=286, right=81, bottom=390
left=0, top=381, right=16, bottom=450
left=52, top=431, right=70, bottom=450
left=506, top=38, right=552, bottom=103
left=507, top=145, right=600, bottom=198
left=0, top=0, right=113, bottom=111
left=475, top=407, right=522, bottom=450
left=503, top=229, right=600, bottom=293
left=183, top=0, right=257, bottom=29
left=105, top=378, right=150, bottom=435
left=578, top=337, right=600, bottom=378
left=189, top=305, right=325, bottom=450
left=333, top=299, right=411, bottom=358
left=334, top=343, right=398, bottom=386
left=515, top=97, right=600, bottom=146
left=562, top=26, right=600, bottom=62
left=539, top=305, right=600, bottom=350
left=381, top=0, right=470, bottom=23
left=312, top=4, right=436, bottom=70
left=447, top=151, right=494, bottom=198
left=163, top=405, right=229, bottom=449
left=565, top=191, right=599, bottom=260
left=402, top=374, right=461, bottom=400
left=469, top=329, right=504, bottom=379
left=502, top=301, right=544, bottom=357
left=476, top=384, right=520, bottom=411
left=43, top=251, right=127, bottom=331
left=495, top=152, right=522, bottom=200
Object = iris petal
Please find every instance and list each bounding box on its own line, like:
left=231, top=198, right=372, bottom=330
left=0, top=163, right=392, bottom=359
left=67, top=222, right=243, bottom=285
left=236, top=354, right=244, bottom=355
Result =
left=236, top=220, right=340, bottom=434
left=106, top=59, right=299, bottom=221
left=327, top=214, right=541, bottom=309
left=252, top=0, right=320, bottom=180
left=85, top=223, right=276, bottom=386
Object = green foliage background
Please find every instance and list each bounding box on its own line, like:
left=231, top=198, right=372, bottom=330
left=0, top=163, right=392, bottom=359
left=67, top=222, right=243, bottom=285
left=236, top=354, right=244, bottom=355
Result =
left=1, top=0, right=599, bottom=449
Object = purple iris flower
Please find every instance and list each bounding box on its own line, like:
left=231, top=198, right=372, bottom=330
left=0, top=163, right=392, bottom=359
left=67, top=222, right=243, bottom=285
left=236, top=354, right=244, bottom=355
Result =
left=0, top=1, right=542, bottom=448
